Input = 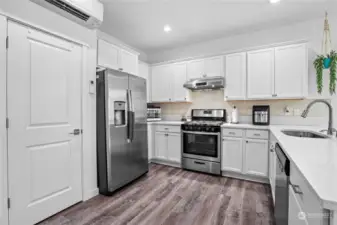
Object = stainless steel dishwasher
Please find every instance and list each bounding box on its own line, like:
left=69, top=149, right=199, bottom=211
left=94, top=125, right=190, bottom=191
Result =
left=274, top=143, right=290, bottom=225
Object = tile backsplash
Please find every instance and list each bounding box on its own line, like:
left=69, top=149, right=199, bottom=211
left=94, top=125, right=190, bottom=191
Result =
left=153, top=90, right=329, bottom=123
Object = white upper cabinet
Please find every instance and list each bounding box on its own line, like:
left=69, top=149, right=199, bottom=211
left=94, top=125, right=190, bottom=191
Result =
left=204, top=56, right=224, bottom=77
left=138, top=61, right=151, bottom=102
left=247, top=48, right=275, bottom=99
left=151, top=63, right=190, bottom=103
left=97, top=39, right=139, bottom=75
left=151, top=65, right=171, bottom=102
left=97, top=39, right=120, bottom=70
left=121, top=49, right=138, bottom=75
left=187, top=59, right=205, bottom=80
left=187, top=56, right=223, bottom=80
left=172, top=63, right=190, bottom=102
left=274, top=43, right=308, bottom=98
left=225, top=52, right=246, bottom=100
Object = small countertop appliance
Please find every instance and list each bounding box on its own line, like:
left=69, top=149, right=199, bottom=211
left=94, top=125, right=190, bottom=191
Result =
left=252, top=105, right=270, bottom=125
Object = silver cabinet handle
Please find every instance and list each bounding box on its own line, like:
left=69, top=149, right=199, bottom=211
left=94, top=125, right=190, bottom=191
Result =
left=292, top=184, right=303, bottom=195
left=229, top=132, right=236, bottom=135
left=254, top=133, right=261, bottom=136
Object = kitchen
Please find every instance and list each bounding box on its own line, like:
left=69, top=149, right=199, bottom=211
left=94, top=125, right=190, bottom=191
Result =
left=0, top=0, right=337, bottom=225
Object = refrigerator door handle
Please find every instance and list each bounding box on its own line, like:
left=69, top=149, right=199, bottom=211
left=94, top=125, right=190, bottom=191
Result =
left=127, top=89, right=135, bottom=142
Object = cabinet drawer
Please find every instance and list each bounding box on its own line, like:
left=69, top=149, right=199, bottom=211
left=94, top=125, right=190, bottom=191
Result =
left=290, top=162, right=324, bottom=224
left=246, top=129, right=268, bottom=139
left=156, top=125, right=181, bottom=133
left=222, top=128, right=243, bottom=137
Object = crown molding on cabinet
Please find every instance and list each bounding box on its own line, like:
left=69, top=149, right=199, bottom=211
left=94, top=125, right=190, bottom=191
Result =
left=150, top=39, right=308, bottom=67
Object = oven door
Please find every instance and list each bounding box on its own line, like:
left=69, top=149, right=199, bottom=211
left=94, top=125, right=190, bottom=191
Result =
left=182, top=131, right=221, bottom=162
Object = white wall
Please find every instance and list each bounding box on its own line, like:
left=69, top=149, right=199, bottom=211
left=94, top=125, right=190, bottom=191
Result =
left=0, top=0, right=98, bottom=200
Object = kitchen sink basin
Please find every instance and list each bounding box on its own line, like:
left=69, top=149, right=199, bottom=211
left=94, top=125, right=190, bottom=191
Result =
left=281, top=129, right=329, bottom=139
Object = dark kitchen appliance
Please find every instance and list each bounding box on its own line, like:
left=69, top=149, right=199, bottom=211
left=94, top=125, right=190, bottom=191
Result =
left=252, top=105, right=270, bottom=125
left=275, top=143, right=290, bottom=225
left=181, top=109, right=226, bottom=175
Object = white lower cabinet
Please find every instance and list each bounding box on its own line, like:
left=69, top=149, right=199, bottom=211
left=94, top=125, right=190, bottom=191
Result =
left=167, top=133, right=181, bottom=163
left=155, top=132, right=167, bottom=160
left=289, top=185, right=309, bottom=225
left=222, top=137, right=243, bottom=173
left=244, top=139, right=269, bottom=177
left=222, top=128, right=269, bottom=180
left=154, top=125, right=181, bottom=164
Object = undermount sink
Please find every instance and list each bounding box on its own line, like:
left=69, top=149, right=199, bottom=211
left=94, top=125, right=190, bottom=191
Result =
left=281, top=129, right=329, bottom=139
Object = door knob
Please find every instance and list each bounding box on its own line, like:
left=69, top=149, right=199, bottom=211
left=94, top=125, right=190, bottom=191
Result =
left=69, top=129, right=81, bottom=135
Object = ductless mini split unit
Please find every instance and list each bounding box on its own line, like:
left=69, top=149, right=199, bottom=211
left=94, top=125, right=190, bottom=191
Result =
left=30, top=0, right=104, bottom=29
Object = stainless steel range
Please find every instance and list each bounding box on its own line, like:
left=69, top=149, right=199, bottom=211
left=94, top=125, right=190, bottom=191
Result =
left=181, top=109, right=226, bottom=175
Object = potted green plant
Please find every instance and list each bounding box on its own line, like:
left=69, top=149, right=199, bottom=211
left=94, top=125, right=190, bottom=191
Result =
left=314, top=50, right=337, bottom=95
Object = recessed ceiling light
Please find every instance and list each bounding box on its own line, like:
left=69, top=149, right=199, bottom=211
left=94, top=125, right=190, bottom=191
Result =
left=164, top=25, right=172, bottom=33
left=269, top=0, right=281, bottom=3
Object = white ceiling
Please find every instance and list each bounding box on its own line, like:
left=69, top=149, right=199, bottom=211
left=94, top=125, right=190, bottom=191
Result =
left=99, top=0, right=333, bottom=54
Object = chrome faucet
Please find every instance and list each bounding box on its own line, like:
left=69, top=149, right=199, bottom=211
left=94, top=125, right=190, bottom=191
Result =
left=301, top=100, right=334, bottom=135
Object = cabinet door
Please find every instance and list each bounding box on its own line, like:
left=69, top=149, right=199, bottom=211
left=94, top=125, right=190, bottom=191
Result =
left=244, top=139, right=269, bottom=177
left=269, top=143, right=277, bottom=204
left=172, top=63, right=189, bottom=102
left=204, top=56, right=224, bottom=77
left=225, top=53, right=246, bottom=100
left=121, top=49, right=138, bottom=75
left=138, top=62, right=151, bottom=102
left=0, top=14, right=8, bottom=225
left=154, top=132, right=167, bottom=160
left=147, top=124, right=153, bottom=161
left=288, top=185, right=309, bottom=225
left=247, top=48, right=274, bottom=99
left=97, top=39, right=120, bottom=70
left=167, top=133, right=181, bottom=163
left=275, top=43, right=307, bottom=98
left=222, top=137, right=243, bottom=173
left=187, top=59, right=205, bottom=80
left=151, top=65, right=171, bottom=102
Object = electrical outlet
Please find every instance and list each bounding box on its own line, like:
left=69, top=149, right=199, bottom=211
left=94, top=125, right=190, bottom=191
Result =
left=294, top=109, right=302, bottom=116
left=284, top=106, right=293, bottom=116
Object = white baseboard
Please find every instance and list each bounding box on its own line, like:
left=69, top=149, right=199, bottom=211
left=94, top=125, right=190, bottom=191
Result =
left=83, top=188, right=99, bottom=201
left=150, top=158, right=181, bottom=168
left=222, top=170, right=269, bottom=184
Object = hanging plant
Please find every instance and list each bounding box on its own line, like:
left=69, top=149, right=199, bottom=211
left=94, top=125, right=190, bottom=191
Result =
left=330, top=50, right=337, bottom=94
left=314, top=51, right=337, bottom=94
left=314, top=55, right=324, bottom=94
left=314, top=12, right=337, bottom=95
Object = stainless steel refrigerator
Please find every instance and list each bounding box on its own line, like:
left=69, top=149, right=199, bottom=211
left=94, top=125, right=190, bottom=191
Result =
left=96, top=69, right=148, bottom=196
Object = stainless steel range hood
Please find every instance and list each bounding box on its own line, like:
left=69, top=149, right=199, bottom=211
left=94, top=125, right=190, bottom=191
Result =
left=183, top=76, right=225, bottom=90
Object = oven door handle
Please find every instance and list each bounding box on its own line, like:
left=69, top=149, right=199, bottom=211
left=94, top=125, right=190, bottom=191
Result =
left=182, top=130, right=220, bottom=136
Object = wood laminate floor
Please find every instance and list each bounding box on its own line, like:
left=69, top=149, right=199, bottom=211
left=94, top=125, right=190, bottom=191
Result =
left=39, top=164, right=275, bottom=225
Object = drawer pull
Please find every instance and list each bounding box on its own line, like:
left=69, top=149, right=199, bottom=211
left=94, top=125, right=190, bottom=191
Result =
left=253, top=133, right=261, bottom=136
left=194, top=161, right=206, bottom=165
left=229, top=132, right=236, bottom=135
left=292, top=184, right=303, bottom=195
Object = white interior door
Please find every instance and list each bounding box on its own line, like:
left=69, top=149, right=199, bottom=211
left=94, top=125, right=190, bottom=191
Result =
left=7, top=21, right=83, bottom=225
left=0, top=15, right=8, bottom=225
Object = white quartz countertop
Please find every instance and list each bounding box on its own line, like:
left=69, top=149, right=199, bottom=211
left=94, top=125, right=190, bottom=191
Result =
left=221, top=123, right=269, bottom=130
left=269, top=125, right=337, bottom=210
left=147, top=121, right=184, bottom=125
